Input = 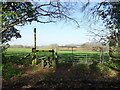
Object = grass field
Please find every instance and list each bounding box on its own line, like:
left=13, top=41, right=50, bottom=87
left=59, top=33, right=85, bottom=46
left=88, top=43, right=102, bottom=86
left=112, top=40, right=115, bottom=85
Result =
left=2, top=48, right=119, bottom=78
left=2, top=48, right=120, bottom=89
left=3, top=48, right=108, bottom=64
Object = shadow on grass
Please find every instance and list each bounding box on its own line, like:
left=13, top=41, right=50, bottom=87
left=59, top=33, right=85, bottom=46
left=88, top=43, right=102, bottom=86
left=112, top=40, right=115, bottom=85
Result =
left=30, top=63, right=120, bottom=89
left=2, top=63, right=120, bottom=89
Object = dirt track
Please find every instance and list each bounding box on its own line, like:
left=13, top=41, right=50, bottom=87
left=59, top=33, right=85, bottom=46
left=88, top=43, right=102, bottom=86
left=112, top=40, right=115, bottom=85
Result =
left=2, top=64, right=120, bottom=89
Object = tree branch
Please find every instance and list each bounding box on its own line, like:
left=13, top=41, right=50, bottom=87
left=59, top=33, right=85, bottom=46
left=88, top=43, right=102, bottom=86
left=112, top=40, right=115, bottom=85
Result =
left=1, top=3, right=52, bottom=34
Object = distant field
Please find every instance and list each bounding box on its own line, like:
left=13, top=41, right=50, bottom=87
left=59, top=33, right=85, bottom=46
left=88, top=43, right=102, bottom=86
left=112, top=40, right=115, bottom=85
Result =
left=6, top=48, right=31, bottom=53
left=5, top=48, right=105, bottom=57
left=2, top=48, right=118, bottom=79
left=4, top=48, right=109, bottom=64
left=6, top=48, right=102, bottom=53
left=5, top=48, right=109, bottom=59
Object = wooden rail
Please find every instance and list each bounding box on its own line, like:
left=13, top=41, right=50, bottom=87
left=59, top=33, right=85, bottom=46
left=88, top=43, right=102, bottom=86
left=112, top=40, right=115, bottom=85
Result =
left=32, top=48, right=55, bottom=66
left=39, top=56, right=52, bottom=69
left=31, top=28, right=55, bottom=66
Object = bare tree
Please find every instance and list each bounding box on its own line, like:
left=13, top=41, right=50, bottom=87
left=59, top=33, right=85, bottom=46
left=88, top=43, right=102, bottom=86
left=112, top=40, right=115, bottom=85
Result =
left=1, top=1, right=80, bottom=51
left=82, top=1, right=120, bottom=60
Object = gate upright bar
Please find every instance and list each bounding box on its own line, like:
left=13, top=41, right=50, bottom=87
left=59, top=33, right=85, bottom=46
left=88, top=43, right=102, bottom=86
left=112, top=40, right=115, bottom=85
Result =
left=31, top=28, right=56, bottom=67
left=32, top=28, right=37, bottom=66
left=34, top=28, right=36, bottom=49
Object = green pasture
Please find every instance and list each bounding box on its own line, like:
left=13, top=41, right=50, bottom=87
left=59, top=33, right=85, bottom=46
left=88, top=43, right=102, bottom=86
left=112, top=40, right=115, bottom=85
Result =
left=6, top=48, right=31, bottom=53
left=2, top=48, right=120, bottom=79
left=6, top=48, right=103, bottom=53
left=3, top=48, right=109, bottom=64
left=3, top=48, right=109, bottom=65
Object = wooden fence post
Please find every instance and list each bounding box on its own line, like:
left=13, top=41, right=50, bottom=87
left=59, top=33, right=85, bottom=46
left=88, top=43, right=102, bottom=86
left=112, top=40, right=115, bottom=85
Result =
left=32, top=28, right=37, bottom=66
left=52, top=49, right=54, bottom=65
left=32, top=48, right=37, bottom=66
left=72, top=47, right=74, bottom=60
left=34, top=28, right=36, bottom=49
left=55, top=52, right=58, bottom=66
left=48, top=56, right=52, bottom=67
left=85, top=54, right=87, bottom=64
left=41, top=57, right=44, bottom=69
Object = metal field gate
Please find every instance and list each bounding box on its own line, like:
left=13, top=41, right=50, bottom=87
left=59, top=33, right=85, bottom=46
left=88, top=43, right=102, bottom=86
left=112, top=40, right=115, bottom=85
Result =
left=58, top=53, right=108, bottom=64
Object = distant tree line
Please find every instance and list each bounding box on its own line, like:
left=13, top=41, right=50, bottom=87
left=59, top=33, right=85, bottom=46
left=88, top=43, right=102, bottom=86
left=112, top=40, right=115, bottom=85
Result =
left=10, top=42, right=109, bottom=52
left=59, top=42, right=109, bottom=52
left=10, top=45, right=32, bottom=48
left=10, top=44, right=59, bottom=49
left=80, top=42, right=109, bottom=51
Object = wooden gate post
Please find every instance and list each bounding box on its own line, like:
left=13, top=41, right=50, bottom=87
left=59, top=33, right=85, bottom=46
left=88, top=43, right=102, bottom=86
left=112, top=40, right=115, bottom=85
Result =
left=32, top=48, right=37, bottom=66
left=48, top=56, right=52, bottom=67
left=52, top=49, right=55, bottom=65
left=41, top=58, right=44, bottom=68
left=55, top=52, right=58, bottom=66
left=72, top=47, right=74, bottom=60
left=32, top=28, right=37, bottom=66
left=34, top=28, right=36, bottom=49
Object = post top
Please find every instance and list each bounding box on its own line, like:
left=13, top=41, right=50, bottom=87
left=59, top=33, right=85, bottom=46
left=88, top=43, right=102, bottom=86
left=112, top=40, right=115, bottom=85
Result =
left=34, top=28, right=36, bottom=32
